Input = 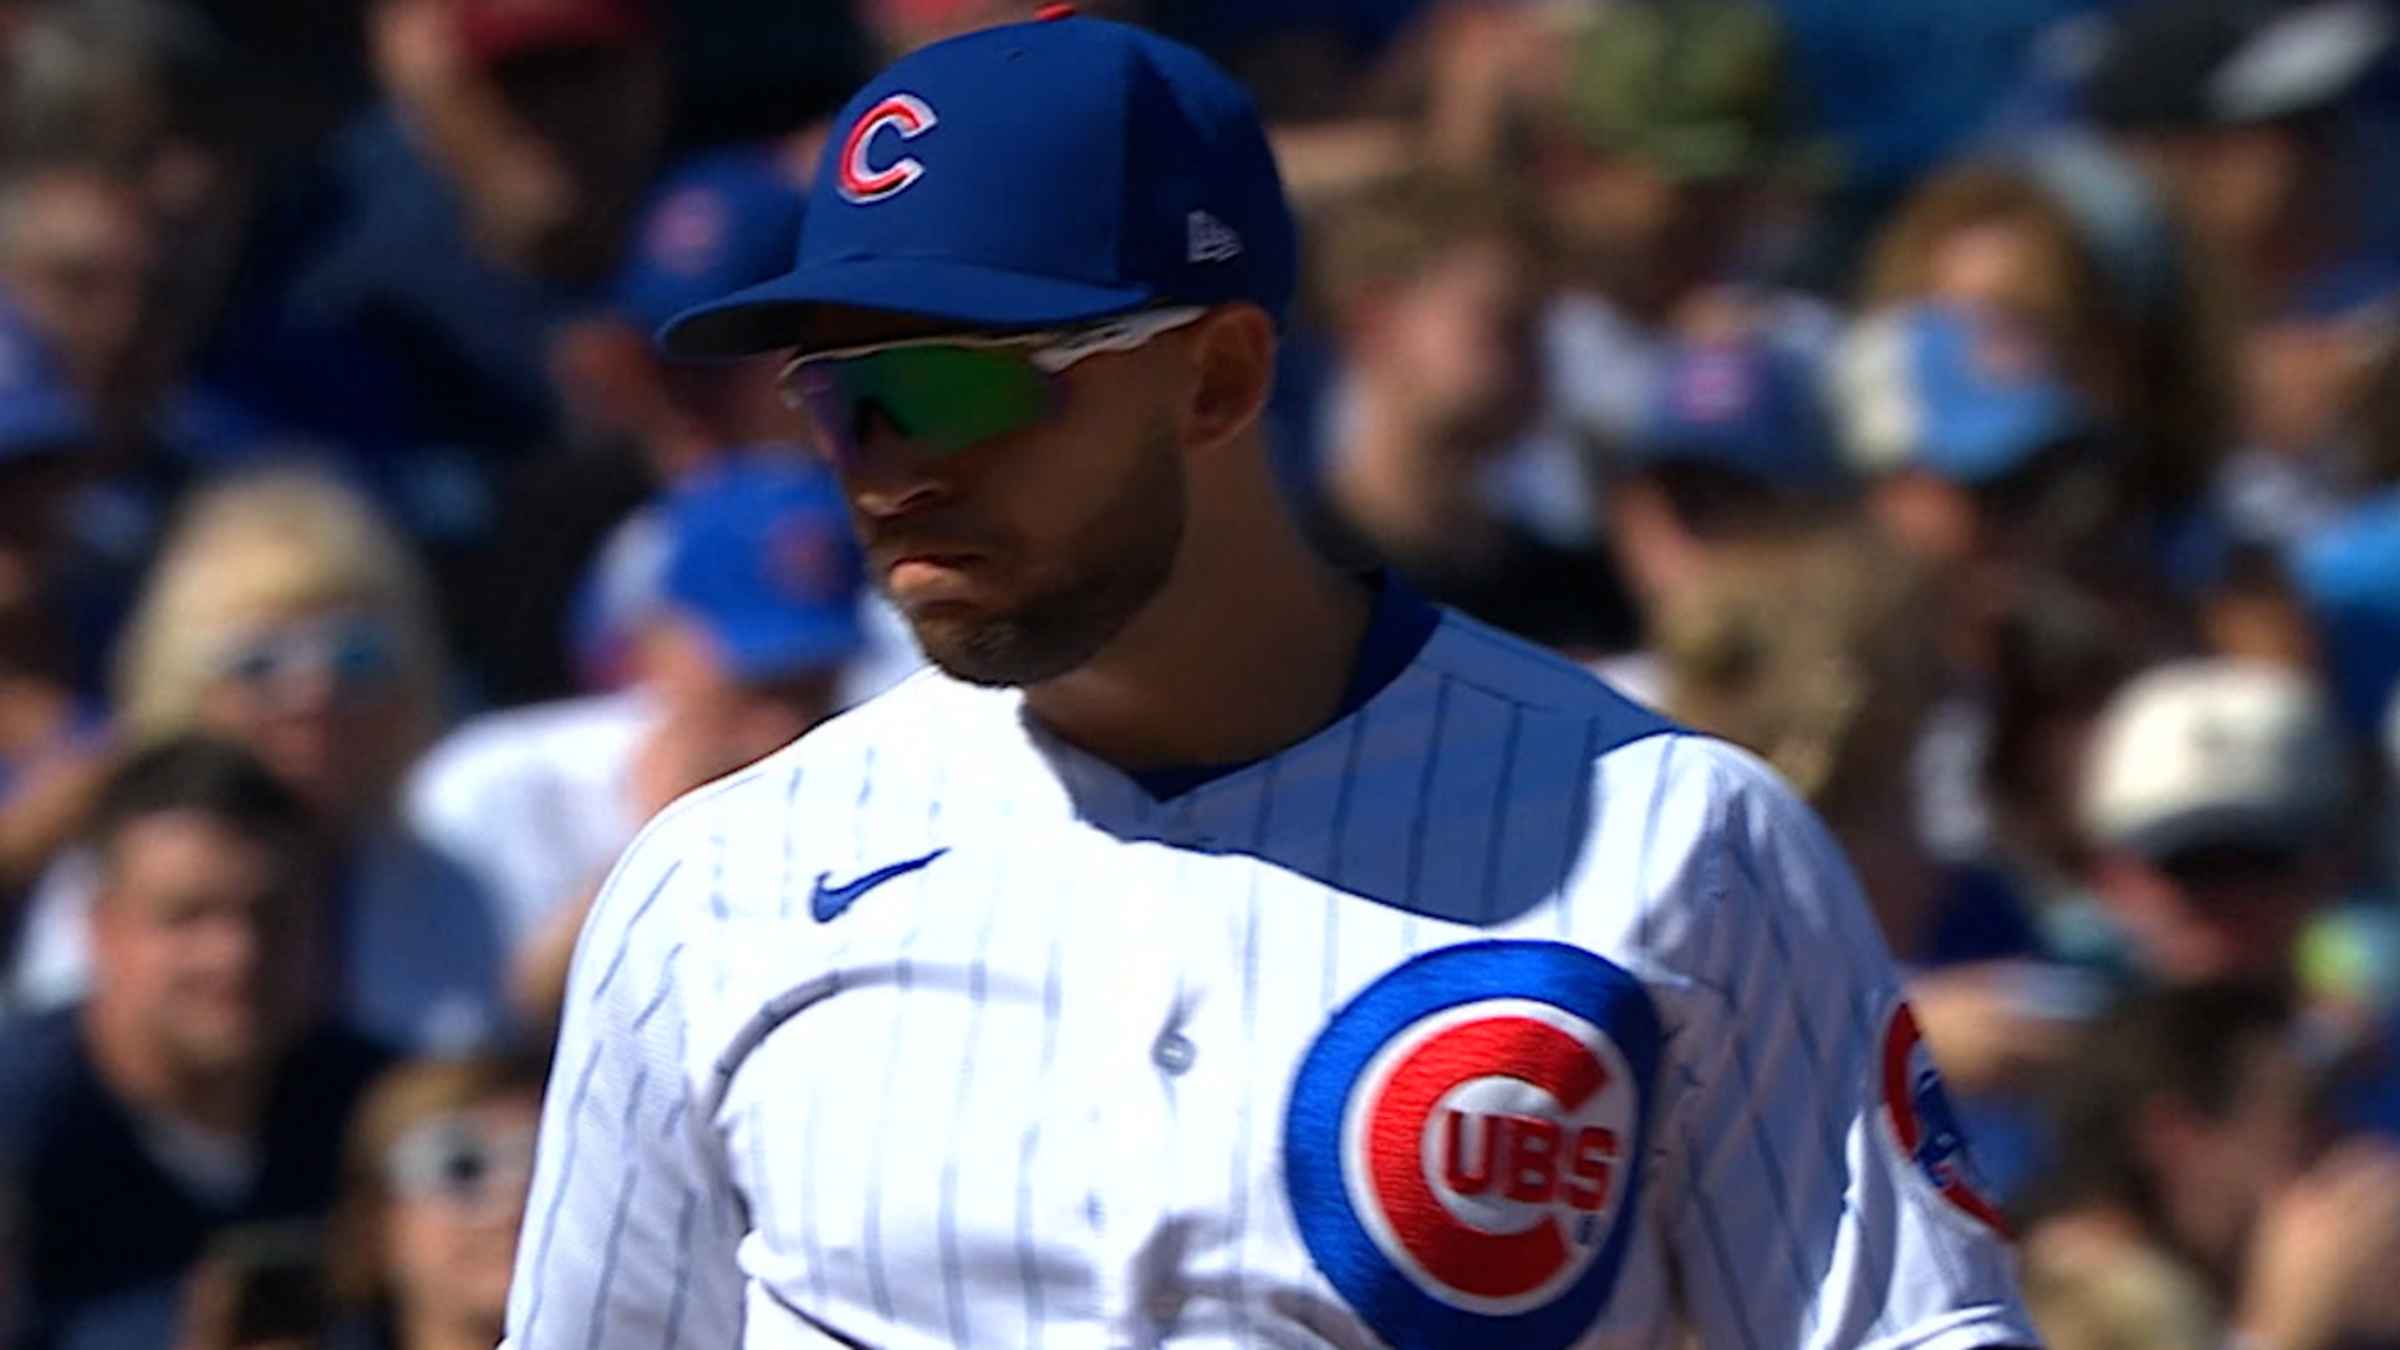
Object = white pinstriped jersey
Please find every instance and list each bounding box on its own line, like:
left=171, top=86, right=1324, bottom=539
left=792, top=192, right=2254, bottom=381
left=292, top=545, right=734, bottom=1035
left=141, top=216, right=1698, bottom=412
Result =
left=504, top=592, right=2036, bottom=1350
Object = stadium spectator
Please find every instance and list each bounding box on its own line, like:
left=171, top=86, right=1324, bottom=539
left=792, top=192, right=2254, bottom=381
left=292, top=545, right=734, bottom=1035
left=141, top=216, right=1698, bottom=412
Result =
left=216, top=0, right=673, bottom=580
left=2023, top=981, right=2400, bottom=1350
left=1828, top=300, right=2209, bottom=700
left=0, top=736, right=392, bottom=1350
left=472, top=144, right=812, bottom=704
left=2075, top=659, right=2352, bottom=986
left=1293, top=170, right=1635, bottom=656
left=0, top=302, right=106, bottom=904
left=323, top=1053, right=545, bottom=1350
left=409, top=455, right=866, bottom=1034
left=1858, top=157, right=2235, bottom=544
left=1530, top=0, right=1838, bottom=459
left=1591, top=324, right=1850, bottom=702
left=0, top=0, right=266, bottom=325
left=2083, top=0, right=2395, bottom=322
left=7, top=468, right=505, bottom=1054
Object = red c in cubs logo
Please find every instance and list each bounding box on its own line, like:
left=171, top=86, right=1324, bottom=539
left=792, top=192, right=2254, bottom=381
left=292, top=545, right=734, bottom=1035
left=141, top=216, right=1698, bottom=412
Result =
left=837, top=94, right=938, bottom=204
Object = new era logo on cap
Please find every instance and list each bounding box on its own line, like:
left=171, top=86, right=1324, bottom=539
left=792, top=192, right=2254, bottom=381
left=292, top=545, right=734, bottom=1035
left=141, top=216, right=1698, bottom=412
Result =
left=1188, top=210, right=1242, bottom=263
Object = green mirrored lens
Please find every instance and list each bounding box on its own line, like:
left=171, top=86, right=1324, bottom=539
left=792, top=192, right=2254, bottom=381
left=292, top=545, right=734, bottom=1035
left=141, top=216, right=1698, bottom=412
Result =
left=833, top=345, right=1054, bottom=459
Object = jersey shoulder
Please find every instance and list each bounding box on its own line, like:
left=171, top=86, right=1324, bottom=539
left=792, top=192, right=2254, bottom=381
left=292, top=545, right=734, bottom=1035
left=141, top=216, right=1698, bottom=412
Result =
left=1419, top=607, right=1674, bottom=737
left=589, top=668, right=1013, bottom=931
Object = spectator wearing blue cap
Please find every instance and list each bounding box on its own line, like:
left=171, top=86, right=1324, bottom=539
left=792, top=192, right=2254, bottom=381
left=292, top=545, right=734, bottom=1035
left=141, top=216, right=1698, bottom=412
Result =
left=1570, top=323, right=1847, bottom=704
left=466, top=145, right=813, bottom=705
left=1835, top=301, right=2120, bottom=578
left=409, top=454, right=869, bottom=1035
left=1291, top=169, right=1637, bottom=659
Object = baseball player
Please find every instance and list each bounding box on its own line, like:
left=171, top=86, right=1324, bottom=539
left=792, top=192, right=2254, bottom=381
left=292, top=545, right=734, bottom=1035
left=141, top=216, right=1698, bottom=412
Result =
left=505, top=12, right=2038, bottom=1349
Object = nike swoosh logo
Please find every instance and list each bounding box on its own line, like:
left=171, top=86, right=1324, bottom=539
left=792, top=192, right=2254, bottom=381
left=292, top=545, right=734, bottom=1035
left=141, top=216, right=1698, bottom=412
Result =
left=810, top=848, right=948, bottom=923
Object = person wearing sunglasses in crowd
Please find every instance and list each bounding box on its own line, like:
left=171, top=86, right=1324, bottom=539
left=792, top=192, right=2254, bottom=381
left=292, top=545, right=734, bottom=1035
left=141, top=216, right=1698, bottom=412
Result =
left=316, top=1053, right=545, bottom=1350
left=505, top=13, right=2034, bottom=1349
left=6, top=467, right=506, bottom=1055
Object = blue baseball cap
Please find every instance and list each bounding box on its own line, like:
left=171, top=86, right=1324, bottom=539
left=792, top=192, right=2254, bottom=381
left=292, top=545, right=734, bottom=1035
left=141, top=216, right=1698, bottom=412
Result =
left=662, top=457, right=866, bottom=681
left=612, top=148, right=809, bottom=337
left=0, top=298, right=92, bottom=466
left=1631, top=335, right=1843, bottom=491
left=1835, top=303, right=2094, bottom=485
left=657, top=10, right=1297, bottom=359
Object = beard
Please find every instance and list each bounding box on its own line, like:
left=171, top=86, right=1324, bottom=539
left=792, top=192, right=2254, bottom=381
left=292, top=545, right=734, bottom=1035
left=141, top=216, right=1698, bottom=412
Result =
left=886, top=421, right=1187, bottom=688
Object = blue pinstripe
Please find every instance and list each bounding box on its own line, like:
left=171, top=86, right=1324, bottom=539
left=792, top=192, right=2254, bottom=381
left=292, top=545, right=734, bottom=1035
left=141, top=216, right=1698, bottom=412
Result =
left=1322, top=715, right=1368, bottom=1006
left=1401, top=676, right=1453, bottom=927
left=1478, top=702, right=1524, bottom=925
left=1013, top=931, right=1066, bottom=1338
left=522, top=1041, right=608, bottom=1341
left=659, top=1189, right=698, bottom=1350
left=585, top=1164, right=640, bottom=1350
left=938, top=805, right=1010, bottom=1348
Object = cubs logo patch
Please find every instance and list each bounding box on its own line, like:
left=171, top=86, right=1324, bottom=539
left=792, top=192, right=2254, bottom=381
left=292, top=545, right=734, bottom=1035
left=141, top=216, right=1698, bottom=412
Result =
left=837, top=93, right=938, bottom=204
left=1284, top=942, right=1660, bottom=1349
left=1880, top=1000, right=2010, bottom=1236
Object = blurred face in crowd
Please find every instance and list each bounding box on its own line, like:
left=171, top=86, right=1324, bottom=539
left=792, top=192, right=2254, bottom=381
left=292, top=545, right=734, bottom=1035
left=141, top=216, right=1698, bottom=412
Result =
left=1918, top=213, right=2082, bottom=344
left=195, top=606, right=415, bottom=828
left=1353, top=236, right=1542, bottom=454
left=1372, top=236, right=1536, bottom=451
left=0, top=167, right=168, bottom=412
left=2093, top=841, right=2338, bottom=983
left=90, top=809, right=321, bottom=1080
left=2133, top=125, right=2316, bottom=286
left=821, top=312, right=1232, bottom=688
left=380, top=1091, right=539, bottom=1342
left=1536, top=140, right=1769, bottom=313
left=481, top=46, right=668, bottom=284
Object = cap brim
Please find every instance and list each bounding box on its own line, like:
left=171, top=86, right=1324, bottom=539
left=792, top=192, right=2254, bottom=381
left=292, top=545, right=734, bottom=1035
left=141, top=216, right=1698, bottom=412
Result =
left=656, top=258, right=1157, bottom=360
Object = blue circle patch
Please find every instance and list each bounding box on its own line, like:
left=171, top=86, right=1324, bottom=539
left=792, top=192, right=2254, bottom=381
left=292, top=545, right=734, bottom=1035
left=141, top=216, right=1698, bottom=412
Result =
left=1283, top=941, right=1662, bottom=1349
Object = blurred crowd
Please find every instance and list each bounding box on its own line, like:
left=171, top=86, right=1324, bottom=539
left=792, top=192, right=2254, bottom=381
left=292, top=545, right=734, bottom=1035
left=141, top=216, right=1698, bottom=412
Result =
left=1, top=0, right=2400, bottom=1345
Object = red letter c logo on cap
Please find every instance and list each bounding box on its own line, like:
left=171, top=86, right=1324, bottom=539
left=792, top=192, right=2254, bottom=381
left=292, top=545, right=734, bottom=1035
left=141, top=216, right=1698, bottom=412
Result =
left=838, top=94, right=938, bottom=204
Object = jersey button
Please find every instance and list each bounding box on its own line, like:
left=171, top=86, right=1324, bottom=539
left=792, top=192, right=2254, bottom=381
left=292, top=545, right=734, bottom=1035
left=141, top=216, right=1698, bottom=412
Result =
left=1152, top=1032, right=1196, bottom=1075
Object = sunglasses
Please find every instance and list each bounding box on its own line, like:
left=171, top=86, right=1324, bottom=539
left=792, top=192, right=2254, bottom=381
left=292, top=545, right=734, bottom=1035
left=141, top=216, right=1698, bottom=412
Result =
left=777, top=305, right=1207, bottom=468
left=210, top=613, right=401, bottom=700
left=385, top=1116, right=538, bottom=1206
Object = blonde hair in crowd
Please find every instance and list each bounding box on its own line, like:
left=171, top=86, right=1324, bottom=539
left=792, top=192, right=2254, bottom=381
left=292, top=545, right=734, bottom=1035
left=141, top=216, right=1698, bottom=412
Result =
left=111, top=465, right=448, bottom=760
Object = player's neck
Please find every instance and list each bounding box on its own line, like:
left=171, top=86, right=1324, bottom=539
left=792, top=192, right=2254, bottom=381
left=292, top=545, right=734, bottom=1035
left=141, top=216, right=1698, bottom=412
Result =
left=1024, top=457, right=1374, bottom=775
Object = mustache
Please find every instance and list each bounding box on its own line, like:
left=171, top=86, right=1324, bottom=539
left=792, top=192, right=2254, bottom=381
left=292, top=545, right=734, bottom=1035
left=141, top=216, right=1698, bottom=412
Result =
left=858, top=516, right=1001, bottom=562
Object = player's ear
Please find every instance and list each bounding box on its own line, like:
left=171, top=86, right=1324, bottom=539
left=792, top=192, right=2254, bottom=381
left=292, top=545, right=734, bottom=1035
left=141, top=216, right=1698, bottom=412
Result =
left=1178, top=302, right=1276, bottom=455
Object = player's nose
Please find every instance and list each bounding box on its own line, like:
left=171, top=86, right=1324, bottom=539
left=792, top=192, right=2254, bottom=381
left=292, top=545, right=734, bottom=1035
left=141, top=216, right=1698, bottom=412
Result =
left=844, top=404, right=956, bottom=518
